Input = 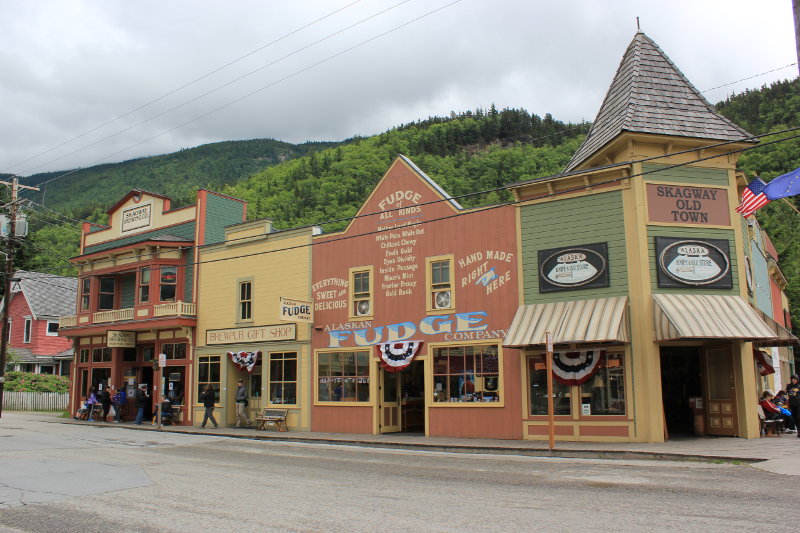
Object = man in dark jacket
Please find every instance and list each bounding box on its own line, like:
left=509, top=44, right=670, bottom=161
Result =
left=134, top=384, right=149, bottom=425
left=786, top=375, right=800, bottom=438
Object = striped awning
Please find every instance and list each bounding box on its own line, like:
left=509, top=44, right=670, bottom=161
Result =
left=653, top=294, right=778, bottom=342
left=503, top=297, right=628, bottom=347
left=751, top=308, right=799, bottom=347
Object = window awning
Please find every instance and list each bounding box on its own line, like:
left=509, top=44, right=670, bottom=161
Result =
left=751, top=307, right=799, bottom=347
left=503, top=297, right=628, bottom=347
left=652, top=294, right=779, bottom=343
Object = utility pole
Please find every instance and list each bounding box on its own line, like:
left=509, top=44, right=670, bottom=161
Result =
left=795, top=0, right=800, bottom=78
left=0, top=177, right=39, bottom=418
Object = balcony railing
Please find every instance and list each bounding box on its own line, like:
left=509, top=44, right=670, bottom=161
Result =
left=59, top=316, right=77, bottom=328
left=93, top=308, right=134, bottom=323
left=154, top=301, right=196, bottom=317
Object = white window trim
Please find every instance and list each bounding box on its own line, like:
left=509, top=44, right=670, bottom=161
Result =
left=46, top=320, right=59, bottom=336
left=23, top=317, right=32, bottom=343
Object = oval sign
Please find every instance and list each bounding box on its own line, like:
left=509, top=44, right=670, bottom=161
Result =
left=541, top=248, right=606, bottom=288
left=658, top=240, right=730, bottom=285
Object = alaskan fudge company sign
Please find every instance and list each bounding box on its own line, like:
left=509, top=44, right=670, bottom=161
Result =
left=655, top=237, right=732, bottom=288
left=538, top=243, right=609, bottom=292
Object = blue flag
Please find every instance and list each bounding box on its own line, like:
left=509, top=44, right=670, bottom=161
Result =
left=764, top=166, right=800, bottom=200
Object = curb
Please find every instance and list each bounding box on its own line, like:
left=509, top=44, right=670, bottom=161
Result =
left=56, top=418, right=763, bottom=464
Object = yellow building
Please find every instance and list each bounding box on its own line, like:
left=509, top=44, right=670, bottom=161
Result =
left=194, top=218, right=316, bottom=429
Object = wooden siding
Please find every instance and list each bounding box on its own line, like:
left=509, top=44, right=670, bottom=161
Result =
left=520, top=190, right=628, bottom=304
left=642, top=163, right=729, bottom=186
left=647, top=225, right=739, bottom=295
left=83, top=221, right=196, bottom=254
left=203, top=193, right=246, bottom=246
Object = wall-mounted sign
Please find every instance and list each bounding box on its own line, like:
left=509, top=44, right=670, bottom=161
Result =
left=107, top=330, right=136, bottom=348
left=279, top=297, right=313, bottom=323
left=121, top=203, right=152, bottom=233
left=538, top=242, right=609, bottom=292
left=744, top=255, right=754, bottom=295
left=206, top=324, right=297, bottom=345
left=655, top=236, right=732, bottom=288
left=646, top=184, right=730, bottom=226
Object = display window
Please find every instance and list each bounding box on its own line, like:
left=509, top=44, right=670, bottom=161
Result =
left=432, top=344, right=500, bottom=403
left=528, top=356, right=571, bottom=415
left=197, top=356, right=221, bottom=404
left=269, top=352, right=297, bottom=405
left=317, top=351, right=370, bottom=403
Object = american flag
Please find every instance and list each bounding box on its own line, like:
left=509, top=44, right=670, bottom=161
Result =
left=735, top=177, right=770, bottom=218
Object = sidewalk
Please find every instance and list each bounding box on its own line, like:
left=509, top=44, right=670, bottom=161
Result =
left=58, top=415, right=800, bottom=474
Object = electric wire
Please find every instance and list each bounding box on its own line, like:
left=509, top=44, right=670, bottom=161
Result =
left=700, top=63, right=798, bottom=93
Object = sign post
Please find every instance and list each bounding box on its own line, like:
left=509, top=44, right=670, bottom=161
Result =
left=157, top=353, right=166, bottom=430
left=545, top=331, right=555, bottom=451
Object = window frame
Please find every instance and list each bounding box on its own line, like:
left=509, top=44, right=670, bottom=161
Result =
left=158, top=265, right=178, bottom=302
left=79, top=348, right=89, bottom=363
left=238, top=279, right=253, bottom=322
left=349, top=266, right=374, bottom=321
left=138, top=267, right=151, bottom=304
left=98, top=276, right=116, bottom=310
left=197, top=355, right=221, bottom=405
left=161, top=342, right=187, bottom=360
left=80, top=277, right=91, bottom=311
left=46, top=320, right=59, bottom=336
left=315, top=349, right=372, bottom=404
left=91, top=347, right=112, bottom=362
left=23, top=317, right=32, bottom=343
left=268, top=351, right=298, bottom=406
left=430, top=342, right=503, bottom=406
left=426, top=255, right=455, bottom=314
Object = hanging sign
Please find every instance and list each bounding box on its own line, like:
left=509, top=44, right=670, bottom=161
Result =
left=376, top=341, right=423, bottom=372
left=538, top=243, right=609, bottom=292
left=655, top=237, right=732, bottom=288
left=107, top=331, right=136, bottom=348
left=279, top=297, right=313, bottom=323
left=551, top=349, right=605, bottom=386
left=228, top=351, right=261, bottom=373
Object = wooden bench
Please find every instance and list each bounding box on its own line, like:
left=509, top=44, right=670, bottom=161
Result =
left=255, top=409, right=288, bottom=431
left=153, top=406, right=181, bottom=426
left=78, top=403, right=104, bottom=421
left=757, top=405, right=784, bottom=437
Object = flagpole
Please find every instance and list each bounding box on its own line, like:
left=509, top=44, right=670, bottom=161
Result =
left=781, top=198, right=800, bottom=215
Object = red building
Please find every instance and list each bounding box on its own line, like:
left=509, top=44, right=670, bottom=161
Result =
left=311, top=156, right=522, bottom=438
left=3, top=270, right=76, bottom=375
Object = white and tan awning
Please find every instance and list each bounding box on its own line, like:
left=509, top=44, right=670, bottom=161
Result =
left=503, top=297, right=629, bottom=347
left=653, top=294, right=778, bottom=342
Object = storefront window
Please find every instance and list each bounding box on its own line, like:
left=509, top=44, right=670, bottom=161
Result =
left=317, top=351, right=370, bottom=402
left=197, top=356, right=221, bottom=404
left=165, top=367, right=185, bottom=405
left=580, top=353, right=625, bottom=415
left=269, top=352, right=297, bottom=405
left=92, top=348, right=112, bottom=362
left=159, top=266, right=177, bottom=302
left=162, top=343, right=186, bottom=359
left=432, top=344, right=500, bottom=403
left=528, top=356, right=571, bottom=415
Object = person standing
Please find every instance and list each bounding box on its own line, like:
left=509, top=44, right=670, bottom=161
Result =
left=786, top=375, right=800, bottom=438
left=112, top=386, right=127, bottom=422
left=100, top=387, right=112, bottom=422
left=200, top=384, right=218, bottom=429
left=235, top=378, right=250, bottom=428
left=134, top=384, right=149, bottom=425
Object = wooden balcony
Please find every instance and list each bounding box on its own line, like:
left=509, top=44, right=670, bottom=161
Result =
left=93, top=308, right=134, bottom=323
left=154, top=301, right=196, bottom=317
left=59, top=315, right=77, bottom=328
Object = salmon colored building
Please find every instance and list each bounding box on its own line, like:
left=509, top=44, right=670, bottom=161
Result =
left=311, top=156, right=522, bottom=438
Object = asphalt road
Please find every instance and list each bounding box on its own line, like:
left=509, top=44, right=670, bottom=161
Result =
left=0, top=413, right=792, bottom=532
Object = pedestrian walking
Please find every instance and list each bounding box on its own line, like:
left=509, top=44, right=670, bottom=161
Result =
left=200, top=384, right=218, bottom=429
left=235, top=378, right=250, bottom=428
left=134, top=384, right=149, bottom=425
left=113, top=386, right=127, bottom=422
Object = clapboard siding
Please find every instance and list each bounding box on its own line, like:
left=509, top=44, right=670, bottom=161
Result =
left=520, top=190, right=628, bottom=303
left=643, top=163, right=729, bottom=187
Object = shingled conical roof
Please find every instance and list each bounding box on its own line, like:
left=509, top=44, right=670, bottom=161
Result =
left=565, top=31, right=755, bottom=172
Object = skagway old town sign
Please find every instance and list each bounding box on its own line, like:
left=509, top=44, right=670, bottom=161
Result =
left=655, top=236, right=732, bottom=288
left=646, top=184, right=730, bottom=226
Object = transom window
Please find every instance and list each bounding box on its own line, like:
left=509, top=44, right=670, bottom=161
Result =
left=433, top=344, right=500, bottom=403
left=162, top=342, right=186, bottom=360
left=92, top=347, right=112, bottom=362
left=317, top=351, right=370, bottom=402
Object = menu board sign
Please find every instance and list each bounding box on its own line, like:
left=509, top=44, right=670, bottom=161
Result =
left=655, top=236, right=732, bottom=288
left=538, top=242, right=609, bottom=292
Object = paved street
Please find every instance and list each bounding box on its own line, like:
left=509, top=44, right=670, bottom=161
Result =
left=0, top=412, right=796, bottom=533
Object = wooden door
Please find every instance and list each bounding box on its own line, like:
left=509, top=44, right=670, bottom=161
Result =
left=379, top=367, right=401, bottom=433
left=704, top=345, right=738, bottom=437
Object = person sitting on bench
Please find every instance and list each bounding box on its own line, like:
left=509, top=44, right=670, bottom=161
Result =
left=760, top=391, right=796, bottom=432
left=152, top=395, right=174, bottom=425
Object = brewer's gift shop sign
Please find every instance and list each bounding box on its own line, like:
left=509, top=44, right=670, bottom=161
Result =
left=655, top=236, right=732, bottom=289
left=537, top=242, right=609, bottom=292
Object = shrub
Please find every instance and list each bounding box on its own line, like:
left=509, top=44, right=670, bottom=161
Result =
left=3, top=371, right=69, bottom=393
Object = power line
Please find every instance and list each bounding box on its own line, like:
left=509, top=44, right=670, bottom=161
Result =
left=18, top=0, right=416, bottom=177
left=700, top=63, right=798, bottom=93
left=1, top=0, right=365, bottom=174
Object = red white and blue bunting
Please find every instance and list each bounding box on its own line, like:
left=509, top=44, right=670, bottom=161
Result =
left=754, top=348, right=775, bottom=376
left=552, top=350, right=605, bottom=386
left=376, top=341, right=423, bottom=372
left=228, top=351, right=261, bottom=373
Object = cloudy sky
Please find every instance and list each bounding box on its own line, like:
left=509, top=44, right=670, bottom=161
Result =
left=0, top=0, right=796, bottom=177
